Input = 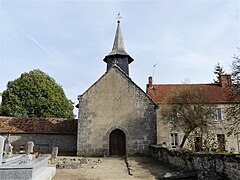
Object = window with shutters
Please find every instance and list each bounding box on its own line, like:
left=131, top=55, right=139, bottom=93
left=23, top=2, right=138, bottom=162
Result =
left=214, top=108, right=224, bottom=122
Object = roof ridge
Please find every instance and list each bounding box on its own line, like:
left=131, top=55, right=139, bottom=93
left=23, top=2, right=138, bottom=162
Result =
left=152, top=83, right=220, bottom=86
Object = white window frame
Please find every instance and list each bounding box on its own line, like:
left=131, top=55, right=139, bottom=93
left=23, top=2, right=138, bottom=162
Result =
left=214, top=108, right=224, bottom=122
left=170, top=133, right=178, bottom=148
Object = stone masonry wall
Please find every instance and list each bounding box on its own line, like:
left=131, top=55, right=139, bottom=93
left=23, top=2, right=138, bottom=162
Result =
left=0, top=134, right=77, bottom=155
left=150, top=145, right=240, bottom=180
left=77, top=67, right=156, bottom=156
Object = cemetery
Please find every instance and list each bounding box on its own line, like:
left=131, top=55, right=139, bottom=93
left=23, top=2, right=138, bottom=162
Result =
left=0, top=136, right=56, bottom=180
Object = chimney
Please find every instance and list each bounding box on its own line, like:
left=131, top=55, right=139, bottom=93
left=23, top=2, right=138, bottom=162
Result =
left=219, top=74, right=232, bottom=88
left=148, top=76, right=153, bottom=88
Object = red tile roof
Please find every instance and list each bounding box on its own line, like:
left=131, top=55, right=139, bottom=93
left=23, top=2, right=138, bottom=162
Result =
left=147, top=84, right=238, bottom=104
left=0, top=116, right=77, bottom=134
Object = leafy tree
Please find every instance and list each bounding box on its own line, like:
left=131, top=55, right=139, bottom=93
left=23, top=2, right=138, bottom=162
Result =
left=1, top=69, right=74, bottom=118
left=213, top=62, right=225, bottom=83
left=226, top=49, right=240, bottom=135
left=160, top=86, right=213, bottom=149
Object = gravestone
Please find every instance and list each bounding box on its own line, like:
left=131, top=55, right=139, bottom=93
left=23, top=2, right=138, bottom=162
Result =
left=0, top=139, right=56, bottom=179
left=0, top=154, right=56, bottom=180
left=26, top=141, right=34, bottom=155
left=0, top=136, right=5, bottom=166
left=51, top=147, right=58, bottom=159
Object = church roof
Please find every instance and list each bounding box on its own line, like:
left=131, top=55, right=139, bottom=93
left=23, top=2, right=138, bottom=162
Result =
left=103, top=21, right=134, bottom=63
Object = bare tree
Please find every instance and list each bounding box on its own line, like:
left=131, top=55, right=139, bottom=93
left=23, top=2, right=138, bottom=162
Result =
left=160, top=87, right=213, bottom=148
left=232, top=48, right=240, bottom=84
left=226, top=49, right=240, bottom=135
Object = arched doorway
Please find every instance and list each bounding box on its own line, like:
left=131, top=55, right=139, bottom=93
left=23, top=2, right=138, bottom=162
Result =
left=109, top=129, right=126, bottom=156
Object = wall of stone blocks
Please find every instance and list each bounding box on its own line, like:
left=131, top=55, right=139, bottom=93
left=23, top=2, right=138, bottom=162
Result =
left=150, top=145, right=240, bottom=180
left=0, top=133, right=77, bottom=155
left=77, top=67, right=156, bottom=156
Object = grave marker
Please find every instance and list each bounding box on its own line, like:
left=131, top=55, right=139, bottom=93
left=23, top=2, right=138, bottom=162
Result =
left=51, top=147, right=58, bottom=159
left=0, top=136, right=5, bottom=166
left=26, top=141, right=34, bottom=155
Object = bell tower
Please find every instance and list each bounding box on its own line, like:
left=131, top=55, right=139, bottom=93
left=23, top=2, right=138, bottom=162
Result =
left=103, top=20, right=134, bottom=76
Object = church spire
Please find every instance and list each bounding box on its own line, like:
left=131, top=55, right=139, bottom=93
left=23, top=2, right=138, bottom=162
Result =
left=110, top=20, right=126, bottom=56
left=103, top=19, right=134, bottom=75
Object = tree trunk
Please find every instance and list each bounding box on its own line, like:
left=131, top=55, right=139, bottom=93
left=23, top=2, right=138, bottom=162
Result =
left=180, top=133, right=190, bottom=148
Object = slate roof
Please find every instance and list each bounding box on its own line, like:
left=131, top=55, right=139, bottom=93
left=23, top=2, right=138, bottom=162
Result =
left=0, top=116, right=77, bottom=134
left=103, top=21, right=134, bottom=63
left=147, top=84, right=238, bottom=104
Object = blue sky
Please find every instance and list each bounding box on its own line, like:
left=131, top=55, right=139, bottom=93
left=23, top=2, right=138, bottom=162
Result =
left=0, top=0, right=239, bottom=115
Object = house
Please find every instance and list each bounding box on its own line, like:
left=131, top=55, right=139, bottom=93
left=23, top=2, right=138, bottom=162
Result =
left=147, top=75, right=240, bottom=152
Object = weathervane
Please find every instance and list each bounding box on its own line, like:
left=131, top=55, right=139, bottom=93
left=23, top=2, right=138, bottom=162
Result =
left=116, top=12, right=122, bottom=23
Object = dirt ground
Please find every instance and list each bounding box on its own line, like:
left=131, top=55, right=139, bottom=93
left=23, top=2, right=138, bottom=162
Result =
left=50, top=156, right=177, bottom=180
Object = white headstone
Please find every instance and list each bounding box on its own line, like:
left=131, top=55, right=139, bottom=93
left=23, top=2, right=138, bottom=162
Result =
left=51, top=147, right=58, bottom=159
left=0, top=136, right=5, bottom=166
left=26, top=141, right=34, bottom=155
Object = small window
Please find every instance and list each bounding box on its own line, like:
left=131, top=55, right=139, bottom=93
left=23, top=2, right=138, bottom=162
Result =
left=170, top=133, right=178, bottom=147
left=214, top=109, right=224, bottom=121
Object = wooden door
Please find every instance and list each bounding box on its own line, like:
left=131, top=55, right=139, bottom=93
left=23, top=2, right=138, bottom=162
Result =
left=217, top=134, right=225, bottom=152
left=109, top=129, right=126, bottom=156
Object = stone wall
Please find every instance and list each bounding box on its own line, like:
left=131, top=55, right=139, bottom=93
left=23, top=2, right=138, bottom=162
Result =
left=77, top=66, right=156, bottom=156
left=0, top=117, right=77, bottom=155
left=150, top=145, right=240, bottom=180
left=0, top=134, right=77, bottom=155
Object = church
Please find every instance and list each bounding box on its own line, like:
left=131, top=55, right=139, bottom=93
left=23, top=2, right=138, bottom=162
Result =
left=0, top=20, right=239, bottom=156
left=76, top=20, right=157, bottom=156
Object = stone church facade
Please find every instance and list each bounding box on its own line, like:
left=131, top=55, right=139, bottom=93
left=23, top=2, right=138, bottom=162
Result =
left=77, top=21, right=156, bottom=156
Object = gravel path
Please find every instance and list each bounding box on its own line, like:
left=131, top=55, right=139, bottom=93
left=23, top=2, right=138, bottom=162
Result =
left=51, top=156, right=176, bottom=180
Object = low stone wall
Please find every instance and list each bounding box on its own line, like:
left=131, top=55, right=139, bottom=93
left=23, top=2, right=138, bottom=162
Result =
left=1, top=134, right=77, bottom=155
left=149, top=145, right=240, bottom=180
left=0, top=117, right=77, bottom=155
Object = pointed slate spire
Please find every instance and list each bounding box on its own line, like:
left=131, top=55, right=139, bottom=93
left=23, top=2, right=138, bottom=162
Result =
left=103, top=20, right=134, bottom=63
left=110, top=21, right=126, bottom=55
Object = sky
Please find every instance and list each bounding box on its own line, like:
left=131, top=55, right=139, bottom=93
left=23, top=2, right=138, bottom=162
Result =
left=0, top=0, right=239, bottom=115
